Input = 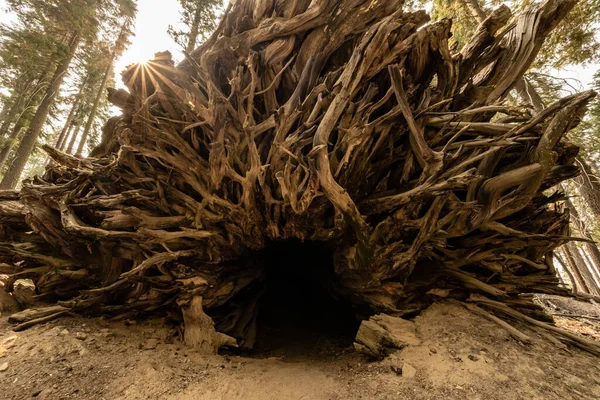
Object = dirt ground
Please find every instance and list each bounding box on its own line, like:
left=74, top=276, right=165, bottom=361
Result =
left=1, top=300, right=599, bottom=400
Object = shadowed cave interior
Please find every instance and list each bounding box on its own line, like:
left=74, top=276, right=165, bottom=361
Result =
left=239, top=240, right=362, bottom=359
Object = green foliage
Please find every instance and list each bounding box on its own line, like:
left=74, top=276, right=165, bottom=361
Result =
left=430, top=0, right=479, bottom=50
left=429, top=0, right=600, bottom=69
left=580, top=70, right=600, bottom=164
left=0, top=0, right=137, bottom=177
left=535, top=0, right=600, bottom=69
left=168, top=0, right=223, bottom=52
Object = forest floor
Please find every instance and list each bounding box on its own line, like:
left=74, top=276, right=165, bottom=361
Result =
left=0, top=300, right=599, bottom=400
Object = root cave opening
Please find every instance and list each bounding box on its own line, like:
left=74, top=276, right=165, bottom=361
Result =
left=243, top=240, right=361, bottom=359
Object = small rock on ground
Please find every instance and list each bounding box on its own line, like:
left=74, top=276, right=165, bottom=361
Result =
left=402, top=362, right=416, bottom=378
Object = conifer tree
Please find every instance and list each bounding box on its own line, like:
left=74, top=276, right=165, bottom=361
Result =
left=0, top=0, right=137, bottom=187
left=168, top=0, right=222, bottom=54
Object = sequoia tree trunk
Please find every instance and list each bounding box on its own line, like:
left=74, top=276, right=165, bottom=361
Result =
left=558, top=248, right=587, bottom=293
left=60, top=98, right=88, bottom=152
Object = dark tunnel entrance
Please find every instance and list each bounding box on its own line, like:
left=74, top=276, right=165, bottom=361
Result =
left=250, top=240, right=361, bottom=359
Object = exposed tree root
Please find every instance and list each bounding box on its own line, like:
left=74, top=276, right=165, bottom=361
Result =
left=0, top=0, right=598, bottom=354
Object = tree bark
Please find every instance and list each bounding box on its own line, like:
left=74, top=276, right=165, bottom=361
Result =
left=0, top=123, right=25, bottom=172
left=575, top=157, right=600, bottom=220
left=0, top=95, right=23, bottom=139
left=0, top=99, right=13, bottom=134
left=0, top=73, right=51, bottom=172
left=75, top=53, right=114, bottom=156
left=579, top=246, right=600, bottom=288
left=461, top=0, right=487, bottom=24
left=66, top=124, right=83, bottom=155
left=59, top=122, right=76, bottom=152
left=0, top=0, right=594, bottom=354
left=0, top=73, right=39, bottom=138
left=59, top=98, right=88, bottom=152
left=186, top=4, right=204, bottom=54
left=566, top=242, right=600, bottom=296
left=55, top=74, right=89, bottom=150
left=565, top=197, right=600, bottom=284
left=555, top=251, right=580, bottom=293
left=560, top=247, right=590, bottom=293
left=0, top=32, right=81, bottom=189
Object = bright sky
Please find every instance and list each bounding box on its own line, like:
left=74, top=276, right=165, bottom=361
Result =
left=113, top=0, right=184, bottom=88
left=0, top=0, right=597, bottom=92
left=0, top=0, right=186, bottom=90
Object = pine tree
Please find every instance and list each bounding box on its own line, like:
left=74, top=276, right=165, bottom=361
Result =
left=428, top=0, right=600, bottom=295
left=430, top=0, right=600, bottom=69
left=54, top=73, right=89, bottom=151
left=0, top=15, right=58, bottom=140
left=76, top=18, right=136, bottom=156
left=168, top=0, right=222, bottom=54
left=0, top=31, right=82, bottom=189
left=0, top=0, right=137, bottom=186
left=0, top=70, right=51, bottom=171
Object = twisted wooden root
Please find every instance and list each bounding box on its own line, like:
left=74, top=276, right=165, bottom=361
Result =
left=1, top=0, right=598, bottom=353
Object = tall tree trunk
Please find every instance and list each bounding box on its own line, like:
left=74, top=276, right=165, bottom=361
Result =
left=0, top=73, right=39, bottom=138
left=555, top=252, right=579, bottom=293
left=186, top=4, right=204, bottom=53
left=580, top=247, right=600, bottom=288
left=66, top=124, right=83, bottom=154
left=59, top=97, right=88, bottom=152
left=0, top=122, right=25, bottom=172
left=567, top=242, right=600, bottom=296
left=0, top=72, right=51, bottom=172
left=55, top=74, right=89, bottom=150
left=75, top=53, right=114, bottom=156
left=565, top=197, right=600, bottom=284
left=460, top=0, right=486, bottom=23
left=575, top=157, right=600, bottom=220
left=0, top=98, right=13, bottom=129
left=0, top=95, right=23, bottom=138
left=0, top=32, right=81, bottom=189
left=561, top=246, right=590, bottom=294
left=59, top=120, right=77, bottom=152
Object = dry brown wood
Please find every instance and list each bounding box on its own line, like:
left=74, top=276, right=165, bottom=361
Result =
left=354, top=313, right=421, bottom=360
left=461, top=302, right=531, bottom=344
left=180, top=296, right=238, bottom=353
left=470, top=294, right=600, bottom=355
left=0, top=0, right=596, bottom=353
left=554, top=313, right=600, bottom=321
